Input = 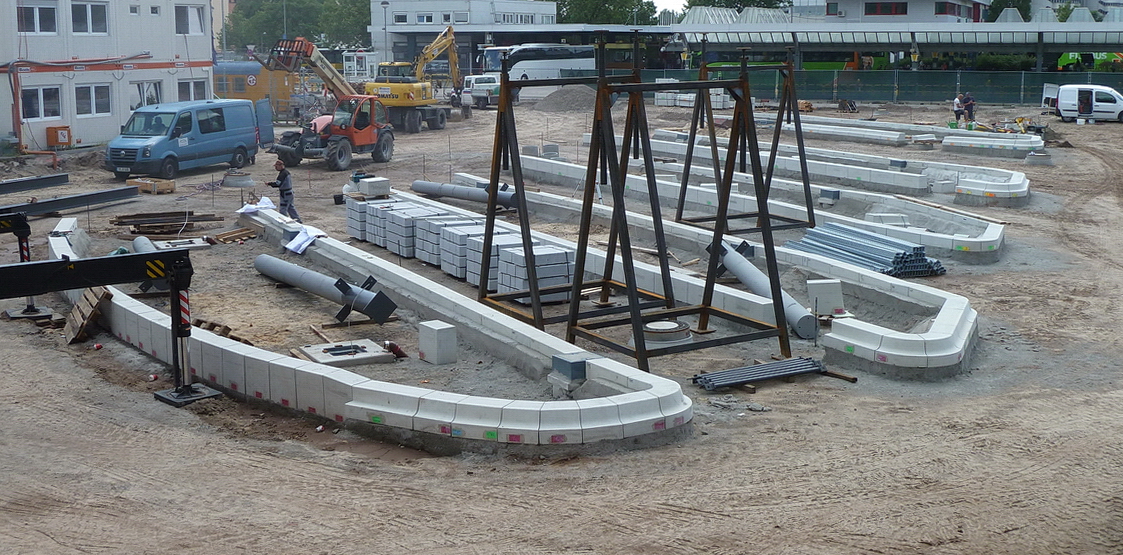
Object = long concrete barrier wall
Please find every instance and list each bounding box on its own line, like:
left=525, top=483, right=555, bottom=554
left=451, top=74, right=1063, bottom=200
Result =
left=522, top=153, right=1005, bottom=262
left=646, top=131, right=1031, bottom=206
left=516, top=158, right=978, bottom=378
left=45, top=216, right=695, bottom=454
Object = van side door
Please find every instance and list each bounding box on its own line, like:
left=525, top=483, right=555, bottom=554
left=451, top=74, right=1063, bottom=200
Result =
left=169, top=111, right=201, bottom=164
left=255, top=99, right=274, bottom=149
left=1092, top=90, right=1120, bottom=120
left=194, top=106, right=229, bottom=167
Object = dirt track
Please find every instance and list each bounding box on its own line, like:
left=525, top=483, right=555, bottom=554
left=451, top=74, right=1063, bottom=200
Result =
left=3, top=99, right=1123, bottom=553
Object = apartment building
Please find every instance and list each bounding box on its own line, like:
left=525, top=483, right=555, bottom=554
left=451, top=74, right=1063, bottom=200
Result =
left=2, top=0, right=214, bottom=151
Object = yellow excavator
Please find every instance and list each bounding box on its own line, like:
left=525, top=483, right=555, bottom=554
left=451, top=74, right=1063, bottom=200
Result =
left=364, top=25, right=460, bottom=133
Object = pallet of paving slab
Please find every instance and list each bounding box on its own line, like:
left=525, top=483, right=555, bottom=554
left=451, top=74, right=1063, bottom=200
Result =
left=213, top=228, right=258, bottom=244
left=65, top=286, right=113, bottom=344
left=191, top=318, right=254, bottom=346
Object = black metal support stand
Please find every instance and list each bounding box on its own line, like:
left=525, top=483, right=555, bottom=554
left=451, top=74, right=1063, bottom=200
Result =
left=477, top=39, right=819, bottom=373
left=154, top=261, right=221, bottom=407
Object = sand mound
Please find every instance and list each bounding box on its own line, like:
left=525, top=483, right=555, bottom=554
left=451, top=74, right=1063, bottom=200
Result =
left=532, top=84, right=597, bottom=112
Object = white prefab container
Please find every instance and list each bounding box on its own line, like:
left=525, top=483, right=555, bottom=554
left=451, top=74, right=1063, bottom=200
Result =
left=1054, top=84, right=1123, bottom=122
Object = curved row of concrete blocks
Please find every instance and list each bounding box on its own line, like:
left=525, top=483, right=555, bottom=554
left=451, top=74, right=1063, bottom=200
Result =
left=523, top=153, right=1005, bottom=262
left=517, top=156, right=979, bottom=379
left=45, top=217, right=693, bottom=453
left=768, top=142, right=1031, bottom=206
left=642, top=131, right=1031, bottom=205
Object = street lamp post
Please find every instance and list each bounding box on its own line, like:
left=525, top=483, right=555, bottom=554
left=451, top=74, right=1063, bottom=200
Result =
left=381, top=1, right=390, bottom=65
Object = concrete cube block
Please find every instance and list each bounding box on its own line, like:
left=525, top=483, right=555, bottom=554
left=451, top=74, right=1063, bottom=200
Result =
left=418, top=320, right=457, bottom=364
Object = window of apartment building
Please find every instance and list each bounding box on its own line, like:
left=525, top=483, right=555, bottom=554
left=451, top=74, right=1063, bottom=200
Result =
left=518, top=13, right=534, bottom=24
left=129, top=81, right=162, bottom=111
left=495, top=12, right=518, bottom=23
left=442, top=12, right=451, bottom=23
left=129, top=4, right=139, bottom=15
left=174, top=5, right=204, bottom=34
left=453, top=11, right=468, bottom=23
left=541, top=15, right=555, bottom=24
left=416, top=12, right=433, bottom=23
left=150, top=5, right=160, bottom=15
left=935, top=2, right=964, bottom=15
left=17, top=3, right=58, bottom=34
left=21, top=86, right=62, bottom=120
left=178, top=80, right=207, bottom=101
left=393, top=12, right=406, bottom=24
left=864, top=2, right=908, bottom=15
left=826, top=2, right=839, bottom=15
left=75, top=84, right=111, bottom=116
left=72, top=3, right=108, bottom=33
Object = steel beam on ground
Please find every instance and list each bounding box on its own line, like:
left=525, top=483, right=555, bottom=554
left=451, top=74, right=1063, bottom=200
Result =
left=0, top=186, right=138, bottom=216
left=0, top=173, right=69, bottom=195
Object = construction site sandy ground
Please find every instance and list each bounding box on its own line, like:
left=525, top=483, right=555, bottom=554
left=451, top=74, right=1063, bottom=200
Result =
left=3, top=91, right=1123, bottom=553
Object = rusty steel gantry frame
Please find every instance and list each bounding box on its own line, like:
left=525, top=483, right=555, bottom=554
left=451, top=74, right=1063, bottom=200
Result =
left=475, top=33, right=817, bottom=373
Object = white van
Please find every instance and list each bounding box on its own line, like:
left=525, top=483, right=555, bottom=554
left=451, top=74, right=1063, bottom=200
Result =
left=1054, top=84, right=1123, bottom=122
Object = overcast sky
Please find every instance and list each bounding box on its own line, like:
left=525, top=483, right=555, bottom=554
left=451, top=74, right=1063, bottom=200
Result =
left=654, top=0, right=687, bottom=13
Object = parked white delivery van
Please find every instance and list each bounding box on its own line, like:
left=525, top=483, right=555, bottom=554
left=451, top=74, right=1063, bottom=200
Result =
left=1054, top=84, right=1123, bottom=122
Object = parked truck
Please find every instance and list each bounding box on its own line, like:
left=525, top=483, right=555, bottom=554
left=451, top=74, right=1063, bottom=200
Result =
left=364, top=26, right=460, bottom=133
left=252, top=37, right=394, bottom=170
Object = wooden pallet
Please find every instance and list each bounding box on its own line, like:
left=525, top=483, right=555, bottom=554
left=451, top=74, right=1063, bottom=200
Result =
left=65, top=287, right=113, bottom=343
left=191, top=318, right=254, bottom=346
left=128, top=178, right=176, bottom=194
left=213, top=228, right=258, bottom=244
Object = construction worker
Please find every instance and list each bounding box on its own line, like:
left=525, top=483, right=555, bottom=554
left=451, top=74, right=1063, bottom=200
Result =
left=267, top=159, right=302, bottom=223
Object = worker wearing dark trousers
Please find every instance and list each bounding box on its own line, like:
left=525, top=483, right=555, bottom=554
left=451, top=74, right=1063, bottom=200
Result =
left=268, top=160, right=302, bottom=223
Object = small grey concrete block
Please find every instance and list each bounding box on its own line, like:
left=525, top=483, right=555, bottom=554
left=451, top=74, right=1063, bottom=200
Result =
left=551, top=352, right=602, bottom=380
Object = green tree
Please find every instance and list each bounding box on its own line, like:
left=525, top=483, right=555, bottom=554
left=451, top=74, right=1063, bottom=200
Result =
left=1054, top=3, right=1104, bottom=22
left=984, top=0, right=1032, bottom=22
left=223, top=0, right=324, bottom=52
left=318, top=0, right=371, bottom=48
left=685, top=0, right=791, bottom=10
left=557, top=0, right=658, bottom=24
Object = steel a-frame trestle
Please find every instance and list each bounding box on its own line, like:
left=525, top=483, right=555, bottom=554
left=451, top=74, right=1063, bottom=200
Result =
left=477, top=37, right=812, bottom=372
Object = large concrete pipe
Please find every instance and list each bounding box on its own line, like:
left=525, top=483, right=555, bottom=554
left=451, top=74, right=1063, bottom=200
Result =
left=719, top=243, right=818, bottom=340
left=411, top=180, right=518, bottom=209
left=253, top=254, right=397, bottom=323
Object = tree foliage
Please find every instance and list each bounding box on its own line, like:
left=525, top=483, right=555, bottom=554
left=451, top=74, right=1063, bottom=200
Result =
left=222, top=0, right=371, bottom=53
left=685, top=0, right=791, bottom=10
left=557, top=0, right=658, bottom=24
left=984, top=0, right=1032, bottom=22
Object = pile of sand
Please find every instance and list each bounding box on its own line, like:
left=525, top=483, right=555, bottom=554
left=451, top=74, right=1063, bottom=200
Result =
left=532, top=84, right=598, bottom=112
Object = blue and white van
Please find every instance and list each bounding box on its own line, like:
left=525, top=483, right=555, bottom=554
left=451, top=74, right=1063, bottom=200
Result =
left=104, top=98, right=274, bottom=180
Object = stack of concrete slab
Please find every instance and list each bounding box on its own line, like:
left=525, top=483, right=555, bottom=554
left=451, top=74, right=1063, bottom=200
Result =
left=345, top=197, right=368, bottom=240
left=498, top=245, right=576, bottom=304
left=385, top=206, right=447, bottom=257
left=365, top=200, right=411, bottom=246
left=440, top=225, right=506, bottom=279
left=415, top=216, right=482, bottom=265
left=466, top=234, right=540, bottom=291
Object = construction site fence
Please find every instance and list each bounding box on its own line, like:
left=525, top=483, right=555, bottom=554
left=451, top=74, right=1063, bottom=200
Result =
left=562, top=69, right=1123, bottom=106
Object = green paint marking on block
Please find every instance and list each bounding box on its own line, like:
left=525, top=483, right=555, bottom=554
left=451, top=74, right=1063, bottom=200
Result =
left=369, top=414, right=383, bottom=424
left=485, top=430, right=498, bottom=440
left=845, top=345, right=855, bottom=353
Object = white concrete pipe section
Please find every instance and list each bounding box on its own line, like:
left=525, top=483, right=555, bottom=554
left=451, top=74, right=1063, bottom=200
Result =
left=411, top=180, right=518, bottom=209
left=254, top=254, right=393, bottom=322
left=720, top=243, right=819, bottom=340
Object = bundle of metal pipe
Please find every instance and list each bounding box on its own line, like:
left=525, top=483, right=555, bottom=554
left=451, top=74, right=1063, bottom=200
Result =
left=692, top=357, right=825, bottom=390
left=785, top=222, right=945, bottom=278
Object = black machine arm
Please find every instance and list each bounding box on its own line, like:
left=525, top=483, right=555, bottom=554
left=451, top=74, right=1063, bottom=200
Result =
left=0, top=250, right=193, bottom=299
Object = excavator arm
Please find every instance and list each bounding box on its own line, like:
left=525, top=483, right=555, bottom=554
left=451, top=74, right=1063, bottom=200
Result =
left=252, top=36, right=357, bottom=97
left=412, top=26, right=461, bottom=91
